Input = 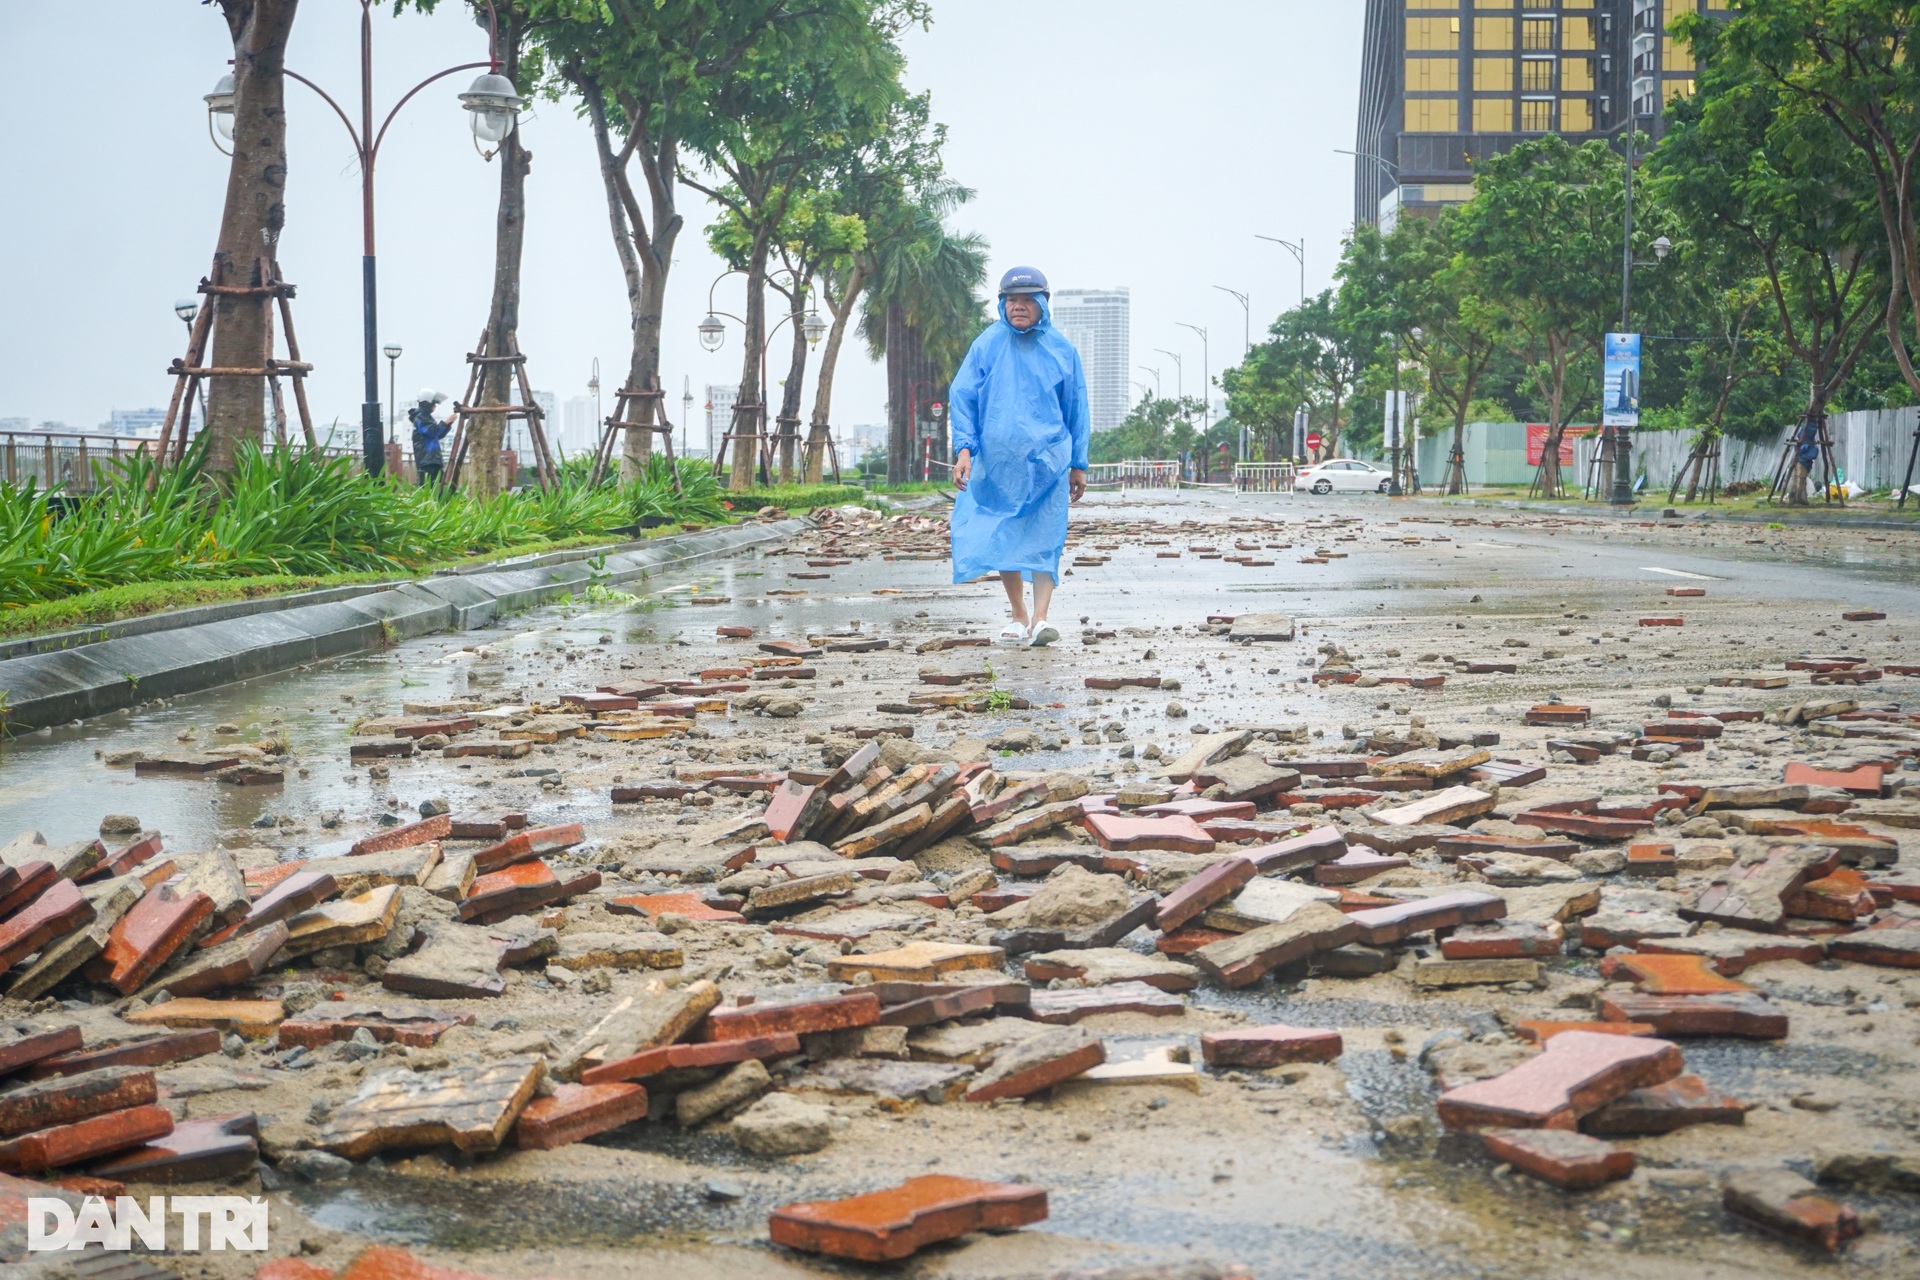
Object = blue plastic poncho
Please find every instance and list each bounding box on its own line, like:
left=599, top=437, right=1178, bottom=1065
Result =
left=947, top=295, right=1090, bottom=584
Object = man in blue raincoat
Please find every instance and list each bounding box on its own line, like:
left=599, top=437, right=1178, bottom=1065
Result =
left=948, top=267, right=1090, bottom=647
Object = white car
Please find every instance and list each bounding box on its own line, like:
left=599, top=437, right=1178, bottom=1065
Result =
left=1295, top=458, right=1391, bottom=494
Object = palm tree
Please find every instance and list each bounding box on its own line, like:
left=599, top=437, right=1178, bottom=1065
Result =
left=860, top=185, right=989, bottom=483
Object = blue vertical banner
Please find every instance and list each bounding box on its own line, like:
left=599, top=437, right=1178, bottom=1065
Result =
left=1603, top=332, right=1642, bottom=428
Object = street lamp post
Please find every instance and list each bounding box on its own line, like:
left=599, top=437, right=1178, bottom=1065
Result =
left=205, top=0, right=516, bottom=478
left=696, top=269, right=826, bottom=483
left=1612, top=120, right=1669, bottom=507
left=1388, top=332, right=1404, bottom=498
left=174, top=299, right=211, bottom=435
left=1177, top=321, right=1211, bottom=441
left=383, top=343, right=402, bottom=445
left=1256, top=237, right=1305, bottom=308
left=1137, top=365, right=1161, bottom=399
left=1213, top=286, right=1251, bottom=358
left=587, top=358, right=600, bottom=459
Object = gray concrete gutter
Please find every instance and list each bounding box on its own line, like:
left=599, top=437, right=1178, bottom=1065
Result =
left=1408, top=494, right=1920, bottom=532
left=0, top=520, right=806, bottom=732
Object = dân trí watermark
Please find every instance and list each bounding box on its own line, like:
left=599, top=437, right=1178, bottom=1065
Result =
left=28, top=1196, right=269, bottom=1252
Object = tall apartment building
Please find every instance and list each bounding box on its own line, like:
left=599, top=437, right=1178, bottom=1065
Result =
left=1049, top=288, right=1130, bottom=435
left=1356, top=0, right=1729, bottom=228
left=562, top=395, right=596, bottom=455
left=704, top=384, right=738, bottom=459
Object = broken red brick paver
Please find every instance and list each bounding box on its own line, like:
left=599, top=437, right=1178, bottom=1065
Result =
left=1135, top=799, right=1258, bottom=822
left=1435, top=1031, right=1683, bottom=1132
left=1840, top=609, right=1885, bottom=622
left=1644, top=718, right=1723, bottom=740
left=1514, top=1021, right=1657, bottom=1045
left=1192, top=903, right=1358, bottom=989
left=1826, top=925, right=1920, bottom=969
left=1441, top=920, right=1564, bottom=960
left=1154, top=857, right=1257, bottom=933
left=1081, top=813, right=1215, bottom=854
left=0, top=1066, right=159, bottom=1137
left=278, top=1001, right=477, bottom=1051
left=1242, top=826, right=1349, bottom=875
left=513, top=1082, right=649, bottom=1150
left=456, top=861, right=600, bottom=924
left=0, top=1025, right=83, bottom=1077
left=234, top=870, right=338, bottom=936
left=769, top=1174, right=1049, bottom=1262
left=89, top=887, right=214, bottom=995
left=1482, top=1128, right=1634, bottom=1190
left=606, top=893, right=745, bottom=924
left=1199, top=1025, right=1342, bottom=1068
left=1639, top=616, right=1685, bottom=627
left=1608, top=953, right=1753, bottom=996
left=1683, top=845, right=1839, bottom=933
left=1582, top=1074, right=1748, bottom=1136
left=1723, top=1168, right=1862, bottom=1253
left=91, top=1111, right=259, bottom=1185
left=1625, top=842, right=1677, bottom=878
left=1600, top=992, right=1788, bottom=1039
left=1524, top=704, right=1591, bottom=727
left=1514, top=810, right=1653, bottom=841
left=1666, top=586, right=1707, bottom=597
left=1314, top=849, right=1410, bottom=885
left=0, top=1103, right=174, bottom=1175
left=965, top=1028, right=1105, bottom=1102
left=1633, top=931, right=1824, bottom=976
left=88, top=833, right=164, bottom=882
left=1345, top=890, right=1506, bottom=946
left=124, top=997, right=285, bottom=1039
left=469, top=824, right=586, bottom=874
left=700, top=992, right=881, bottom=1043
left=0, top=860, right=57, bottom=921
left=1156, top=925, right=1237, bottom=956
left=349, top=814, right=451, bottom=857
left=145, top=920, right=288, bottom=999
left=764, top=780, right=828, bottom=843
left=1028, top=981, right=1186, bottom=1023
left=1369, top=786, right=1499, bottom=827
left=25, top=1029, right=220, bottom=1080
left=1782, top=762, right=1885, bottom=796
left=1785, top=869, right=1878, bottom=921
left=1434, top=833, right=1579, bottom=861
left=876, top=986, right=1000, bottom=1028
left=580, top=1032, right=803, bottom=1086
left=0, top=879, right=94, bottom=972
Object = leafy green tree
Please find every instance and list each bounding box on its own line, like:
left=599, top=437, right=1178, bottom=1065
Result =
left=1088, top=394, right=1204, bottom=464
left=1453, top=136, right=1627, bottom=496
left=681, top=4, right=915, bottom=490
left=1341, top=218, right=1505, bottom=494
left=544, top=1, right=829, bottom=479
left=1708, top=1, right=1920, bottom=428
left=1221, top=292, right=1377, bottom=463
left=1655, top=11, right=1883, bottom=501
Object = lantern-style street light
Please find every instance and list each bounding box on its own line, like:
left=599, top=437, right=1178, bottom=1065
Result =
left=203, top=0, right=512, bottom=477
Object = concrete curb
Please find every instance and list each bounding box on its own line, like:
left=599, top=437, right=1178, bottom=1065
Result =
left=0, top=520, right=807, bottom=732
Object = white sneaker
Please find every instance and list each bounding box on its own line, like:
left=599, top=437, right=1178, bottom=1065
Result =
left=994, top=622, right=1029, bottom=645
left=1027, top=622, right=1060, bottom=648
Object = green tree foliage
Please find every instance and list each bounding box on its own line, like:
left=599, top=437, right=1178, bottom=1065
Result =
left=1088, top=395, right=1206, bottom=464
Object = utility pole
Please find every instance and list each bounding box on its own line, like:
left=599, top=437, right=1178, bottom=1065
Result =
left=1213, top=286, right=1251, bottom=356
left=1177, top=323, right=1210, bottom=440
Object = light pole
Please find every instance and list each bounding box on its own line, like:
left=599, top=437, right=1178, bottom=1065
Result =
left=383, top=343, right=402, bottom=444
left=682, top=376, right=694, bottom=461
left=204, top=0, right=518, bottom=479
left=1387, top=332, right=1404, bottom=498
left=1257, top=236, right=1306, bottom=307
left=174, top=299, right=211, bottom=435
left=697, top=269, right=827, bottom=483
left=588, top=358, right=600, bottom=459
left=1177, top=322, right=1211, bottom=440
left=1214, top=287, right=1251, bottom=357
left=1336, top=149, right=1399, bottom=227
left=1613, top=120, right=1668, bottom=507
left=1137, top=365, right=1161, bottom=399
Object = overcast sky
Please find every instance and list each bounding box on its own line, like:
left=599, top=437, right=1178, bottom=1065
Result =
left=1, top=1, right=1362, bottom=448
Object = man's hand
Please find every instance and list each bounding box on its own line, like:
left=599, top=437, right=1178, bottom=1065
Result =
left=953, top=449, right=972, bottom=490
left=1069, top=468, right=1086, bottom=503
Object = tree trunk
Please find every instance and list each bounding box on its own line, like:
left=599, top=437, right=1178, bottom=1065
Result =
left=465, top=16, right=529, bottom=500
left=775, top=287, right=807, bottom=483
left=728, top=233, right=771, bottom=492
left=805, top=263, right=865, bottom=483
left=206, top=0, right=298, bottom=478
left=579, top=79, right=681, bottom=483
left=886, top=303, right=909, bottom=483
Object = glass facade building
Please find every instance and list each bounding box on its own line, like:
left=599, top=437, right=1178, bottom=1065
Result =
left=1049, top=288, right=1131, bottom=435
